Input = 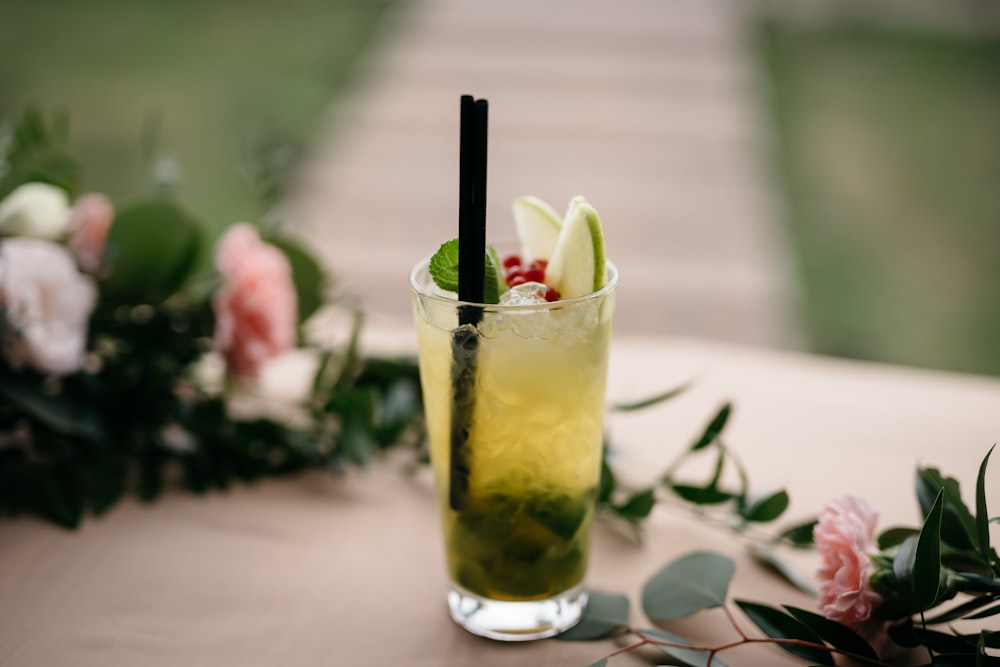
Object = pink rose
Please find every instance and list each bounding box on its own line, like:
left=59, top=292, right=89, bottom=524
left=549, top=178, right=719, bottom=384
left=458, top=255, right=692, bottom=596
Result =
left=212, top=224, right=297, bottom=380
left=67, top=193, right=114, bottom=274
left=814, top=495, right=883, bottom=628
left=0, top=238, right=97, bottom=375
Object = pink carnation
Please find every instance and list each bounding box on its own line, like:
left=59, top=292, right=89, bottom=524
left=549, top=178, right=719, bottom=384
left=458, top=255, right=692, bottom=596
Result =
left=212, top=224, right=297, bottom=380
left=67, top=193, right=114, bottom=274
left=814, top=495, right=883, bottom=628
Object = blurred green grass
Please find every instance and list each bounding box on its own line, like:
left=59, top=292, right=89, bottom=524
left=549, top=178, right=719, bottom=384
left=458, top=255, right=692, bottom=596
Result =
left=757, top=18, right=1000, bottom=377
left=0, top=0, right=398, bottom=233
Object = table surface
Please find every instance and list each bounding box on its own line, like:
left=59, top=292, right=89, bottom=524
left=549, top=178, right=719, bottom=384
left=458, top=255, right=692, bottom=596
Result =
left=2, top=335, right=998, bottom=667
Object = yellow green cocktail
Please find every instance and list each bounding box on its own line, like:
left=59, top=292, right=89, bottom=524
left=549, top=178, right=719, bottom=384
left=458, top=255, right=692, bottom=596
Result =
left=411, top=195, right=617, bottom=640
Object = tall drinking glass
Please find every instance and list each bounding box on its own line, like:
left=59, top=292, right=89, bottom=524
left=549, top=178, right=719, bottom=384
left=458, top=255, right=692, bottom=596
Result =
left=410, top=257, right=617, bottom=641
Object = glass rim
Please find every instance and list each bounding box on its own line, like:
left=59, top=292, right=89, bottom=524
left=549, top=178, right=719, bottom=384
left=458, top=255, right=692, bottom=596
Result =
left=409, top=255, right=618, bottom=311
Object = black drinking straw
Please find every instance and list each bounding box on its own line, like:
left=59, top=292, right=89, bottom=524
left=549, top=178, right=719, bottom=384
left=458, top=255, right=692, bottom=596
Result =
left=449, top=95, right=488, bottom=511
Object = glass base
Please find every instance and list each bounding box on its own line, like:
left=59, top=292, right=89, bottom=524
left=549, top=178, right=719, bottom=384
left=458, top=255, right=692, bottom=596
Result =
left=447, top=585, right=587, bottom=641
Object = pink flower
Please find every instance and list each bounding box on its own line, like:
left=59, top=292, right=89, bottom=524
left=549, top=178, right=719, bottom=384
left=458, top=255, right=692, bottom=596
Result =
left=67, top=193, right=114, bottom=274
left=212, top=224, right=297, bottom=380
left=0, top=238, right=97, bottom=375
left=814, top=495, right=883, bottom=628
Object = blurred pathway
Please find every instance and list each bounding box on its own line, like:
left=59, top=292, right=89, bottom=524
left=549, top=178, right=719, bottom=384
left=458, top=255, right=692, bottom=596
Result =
left=294, top=0, right=803, bottom=349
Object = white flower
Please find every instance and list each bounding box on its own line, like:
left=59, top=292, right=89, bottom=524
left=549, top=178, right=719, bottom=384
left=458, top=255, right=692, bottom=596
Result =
left=0, top=238, right=97, bottom=375
left=0, top=182, right=71, bottom=240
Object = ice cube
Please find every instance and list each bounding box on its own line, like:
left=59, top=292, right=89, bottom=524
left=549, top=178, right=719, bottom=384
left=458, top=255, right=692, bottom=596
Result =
left=499, top=282, right=549, bottom=306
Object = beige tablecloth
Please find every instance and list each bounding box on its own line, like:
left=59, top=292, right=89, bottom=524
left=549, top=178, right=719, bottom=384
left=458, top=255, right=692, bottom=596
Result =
left=2, top=336, right=998, bottom=666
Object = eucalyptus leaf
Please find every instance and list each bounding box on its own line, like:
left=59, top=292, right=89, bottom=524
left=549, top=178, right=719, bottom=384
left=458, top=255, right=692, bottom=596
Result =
left=642, top=551, right=734, bottom=621
left=914, top=489, right=945, bottom=608
left=691, top=403, right=731, bottom=451
left=641, top=628, right=724, bottom=667
left=102, top=200, right=202, bottom=305
left=265, top=234, right=326, bottom=324
left=734, top=600, right=834, bottom=665
left=556, top=591, right=629, bottom=640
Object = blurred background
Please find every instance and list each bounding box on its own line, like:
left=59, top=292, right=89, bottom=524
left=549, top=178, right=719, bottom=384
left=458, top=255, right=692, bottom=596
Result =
left=2, top=0, right=998, bottom=376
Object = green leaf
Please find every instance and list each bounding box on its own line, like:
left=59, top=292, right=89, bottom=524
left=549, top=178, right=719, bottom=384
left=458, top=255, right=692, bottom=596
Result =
left=33, top=465, right=83, bottom=529
left=611, top=380, right=691, bottom=412
left=102, top=200, right=202, bottom=305
left=556, top=591, right=629, bottom=640
left=428, top=239, right=460, bottom=292
left=925, top=596, right=1000, bottom=624
left=614, top=488, right=656, bottom=521
left=89, top=453, right=126, bottom=516
left=586, top=660, right=608, bottom=667
left=776, top=518, right=818, bottom=547
left=671, top=484, right=735, bottom=505
left=741, top=489, right=789, bottom=523
left=691, top=403, right=731, bottom=451
left=953, top=572, right=1000, bottom=594
left=967, top=600, right=1000, bottom=620
left=974, top=445, right=995, bottom=565
left=598, top=455, right=616, bottom=505
left=879, top=526, right=920, bottom=549
left=0, top=373, right=103, bottom=442
left=914, top=489, right=945, bottom=608
left=916, top=466, right=979, bottom=552
left=427, top=238, right=504, bottom=304
left=734, top=600, right=834, bottom=665
left=642, top=628, right=725, bottom=667
left=783, top=605, right=879, bottom=661
left=484, top=242, right=505, bottom=304
left=266, top=234, right=326, bottom=324
left=642, top=551, right=734, bottom=621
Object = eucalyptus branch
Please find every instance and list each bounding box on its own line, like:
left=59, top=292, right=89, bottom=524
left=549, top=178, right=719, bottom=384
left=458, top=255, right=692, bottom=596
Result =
left=595, top=615, right=896, bottom=667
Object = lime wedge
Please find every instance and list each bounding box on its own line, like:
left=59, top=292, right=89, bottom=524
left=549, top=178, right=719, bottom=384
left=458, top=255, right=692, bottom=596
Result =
left=545, top=196, right=607, bottom=299
left=512, top=195, right=562, bottom=262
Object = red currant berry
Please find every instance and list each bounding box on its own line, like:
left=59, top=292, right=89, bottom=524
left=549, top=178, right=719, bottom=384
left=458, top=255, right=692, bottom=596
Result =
left=502, top=254, right=522, bottom=271
left=528, top=259, right=547, bottom=272
left=505, top=268, right=525, bottom=286
left=523, top=267, right=545, bottom=283
left=543, top=286, right=561, bottom=302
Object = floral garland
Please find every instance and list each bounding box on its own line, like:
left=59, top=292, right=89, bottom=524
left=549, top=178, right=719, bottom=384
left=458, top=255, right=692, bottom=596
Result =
left=0, top=109, right=425, bottom=527
left=1, top=110, right=997, bottom=665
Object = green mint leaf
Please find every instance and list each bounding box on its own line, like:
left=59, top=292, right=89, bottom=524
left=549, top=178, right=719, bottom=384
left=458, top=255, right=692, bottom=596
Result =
left=427, top=238, right=506, bottom=304
left=428, top=239, right=460, bottom=293
left=484, top=243, right=505, bottom=304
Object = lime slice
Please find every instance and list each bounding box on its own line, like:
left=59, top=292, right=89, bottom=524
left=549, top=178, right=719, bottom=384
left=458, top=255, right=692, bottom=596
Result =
left=545, top=196, right=607, bottom=299
left=512, top=195, right=562, bottom=262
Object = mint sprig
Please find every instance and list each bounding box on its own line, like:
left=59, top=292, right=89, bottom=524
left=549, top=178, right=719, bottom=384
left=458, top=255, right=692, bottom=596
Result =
left=428, top=238, right=506, bottom=304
